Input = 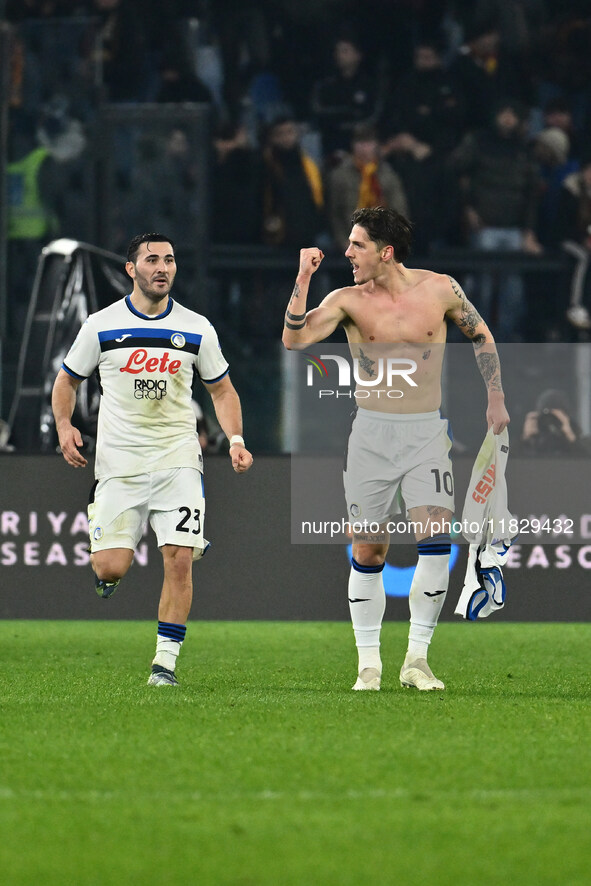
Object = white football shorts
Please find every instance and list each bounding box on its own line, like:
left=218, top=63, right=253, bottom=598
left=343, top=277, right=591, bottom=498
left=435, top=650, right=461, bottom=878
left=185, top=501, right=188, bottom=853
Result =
left=343, top=407, right=454, bottom=524
left=88, top=467, right=207, bottom=560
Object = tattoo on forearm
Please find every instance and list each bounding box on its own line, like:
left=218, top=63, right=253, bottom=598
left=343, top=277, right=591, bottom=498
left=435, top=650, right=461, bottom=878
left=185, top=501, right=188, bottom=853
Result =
left=289, top=283, right=300, bottom=305
left=472, top=333, right=486, bottom=350
left=358, top=347, right=376, bottom=378
left=286, top=310, right=306, bottom=322
left=476, top=352, right=503, bottom=391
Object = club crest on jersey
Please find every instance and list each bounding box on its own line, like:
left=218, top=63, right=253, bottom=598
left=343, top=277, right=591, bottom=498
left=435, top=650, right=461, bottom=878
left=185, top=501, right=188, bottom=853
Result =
left=93, top=526, right=103, bottom=541
left=171, top=332, right=186, bottom=348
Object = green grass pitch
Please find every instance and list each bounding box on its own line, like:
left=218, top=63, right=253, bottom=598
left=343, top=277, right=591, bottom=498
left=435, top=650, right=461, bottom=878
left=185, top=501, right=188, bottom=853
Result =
left=1, top=621, right=590, bottom=886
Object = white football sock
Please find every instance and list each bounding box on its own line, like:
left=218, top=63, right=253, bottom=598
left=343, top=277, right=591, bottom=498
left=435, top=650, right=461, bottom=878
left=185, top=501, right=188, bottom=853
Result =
left=152, top=621, right=186, bottom=672
left=407, top=535, right=451, bottom=661
left=349, top=558, right=386, bottom=673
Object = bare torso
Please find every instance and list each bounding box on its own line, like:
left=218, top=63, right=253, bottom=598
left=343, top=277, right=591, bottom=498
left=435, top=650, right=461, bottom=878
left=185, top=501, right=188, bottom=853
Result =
left=337, top=268, right=449, bottom=413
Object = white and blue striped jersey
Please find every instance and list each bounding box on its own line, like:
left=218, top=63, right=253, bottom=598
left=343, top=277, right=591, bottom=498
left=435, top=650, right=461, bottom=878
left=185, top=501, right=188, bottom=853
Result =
left=62, top=295, right=229, bottom=479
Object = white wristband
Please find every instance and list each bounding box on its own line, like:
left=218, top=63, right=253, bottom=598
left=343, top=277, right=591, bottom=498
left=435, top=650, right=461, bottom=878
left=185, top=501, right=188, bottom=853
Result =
left=229, top=435, right=245, bottom=448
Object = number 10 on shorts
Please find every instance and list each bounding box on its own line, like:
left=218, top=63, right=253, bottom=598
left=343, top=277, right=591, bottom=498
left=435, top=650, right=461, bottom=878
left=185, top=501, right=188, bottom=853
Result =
left=431, top=468, right=453, bottom=496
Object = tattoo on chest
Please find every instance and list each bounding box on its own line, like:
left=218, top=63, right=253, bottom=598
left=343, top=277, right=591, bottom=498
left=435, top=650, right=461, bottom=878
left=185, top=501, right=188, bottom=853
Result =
left=358, top=347, right=376, bottom=377
left=422, top=350, right=431, bottom=360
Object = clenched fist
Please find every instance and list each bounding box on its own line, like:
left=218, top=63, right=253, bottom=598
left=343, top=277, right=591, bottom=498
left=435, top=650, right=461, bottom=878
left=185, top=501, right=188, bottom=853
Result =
left=298, top=247, right=324, bottom=278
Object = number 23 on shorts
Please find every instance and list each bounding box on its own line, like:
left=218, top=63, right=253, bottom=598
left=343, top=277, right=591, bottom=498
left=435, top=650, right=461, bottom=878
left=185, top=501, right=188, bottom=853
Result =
left=175, top=506, right=201, bottom=535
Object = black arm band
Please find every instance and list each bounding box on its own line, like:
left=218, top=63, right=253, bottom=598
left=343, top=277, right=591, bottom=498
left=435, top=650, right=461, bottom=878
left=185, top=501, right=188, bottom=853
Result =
left=284, top=320, right=307, bottom=330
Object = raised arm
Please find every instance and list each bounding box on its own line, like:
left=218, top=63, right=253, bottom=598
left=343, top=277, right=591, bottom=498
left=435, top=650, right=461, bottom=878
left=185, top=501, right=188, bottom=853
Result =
left=445, top=275, right=510, bottom=434
left=52, top=368, right=88, bottom=467
left=282, top=247, right=348, bottom=350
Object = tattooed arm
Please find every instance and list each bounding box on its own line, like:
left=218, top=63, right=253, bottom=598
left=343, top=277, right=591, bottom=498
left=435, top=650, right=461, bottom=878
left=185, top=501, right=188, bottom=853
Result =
left=282, top=247, right=347, bottom=350
left=445, top=275, right=510, bottom=434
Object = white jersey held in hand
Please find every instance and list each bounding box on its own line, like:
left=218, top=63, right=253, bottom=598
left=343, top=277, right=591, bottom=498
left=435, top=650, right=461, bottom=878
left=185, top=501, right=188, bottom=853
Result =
left=62, top=295, right=229, bottom=480
left=455, top=427, right=517, bottom=621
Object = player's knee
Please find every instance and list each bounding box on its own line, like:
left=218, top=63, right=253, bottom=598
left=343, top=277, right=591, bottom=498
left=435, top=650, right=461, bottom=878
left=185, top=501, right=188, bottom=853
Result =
left=161, top=544, right=193, bottom=575
left=92, top=550, right=132, bottom=582
left=93, top=563, right=125, bottom=582
left=352, top=543, right=387, bottom=568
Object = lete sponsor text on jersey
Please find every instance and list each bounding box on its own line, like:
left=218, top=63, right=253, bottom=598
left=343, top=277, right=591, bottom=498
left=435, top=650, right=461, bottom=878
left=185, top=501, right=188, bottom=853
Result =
left=120, top=349, right=182, bottom=374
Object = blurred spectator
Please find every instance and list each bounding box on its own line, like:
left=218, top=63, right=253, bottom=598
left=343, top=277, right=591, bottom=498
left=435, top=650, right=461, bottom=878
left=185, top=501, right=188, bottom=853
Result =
left=87, top=0, right=155, bottom=102
left=9, top=16, right=96, bottom=126
left=177, top=7, right=226, bottom=106
left=532, top=127, right=578, bottom=247
left=533, top=13, right=591, bottom=113
left=209, top=120, right=263, bottom=339
left=6, top=135, right=55, bottom=305
left=448, top=98, right=542, bottom=340
left=7, top=30, right=29, bottom=114
left=380, top=39, right=465, bottom=252
left=130, top=127, right=200, bottom=248
left=381, top=39, right=466, bottom=156
left=520, top=388, right=591, bottom=456
left=327, top=123, right=408, bottom=251
left=5, top=112, right=60, bottom=360
left=35, top=94, right=86, bottom=163
left=541, top=96, right=582, bottom=160
left=261, top=116, right=326, bottom=247
left=247, top=72, right=289, bottom=138
left=553, top=155, right=591, bottom=332
left=211, top=122, right=262, bottom=245
left=449, top=23, right=532, bottom=130
left=155, top=43, right=214, bottom=107
left=34, top=93, right=91, bottom=242
left=525, top=126, right=578, bottom=340
left=209, top=0, right=272, bottom=120
left=469, top=0, right=549, bottom=56
left=311, top=36, right=382, bottom=160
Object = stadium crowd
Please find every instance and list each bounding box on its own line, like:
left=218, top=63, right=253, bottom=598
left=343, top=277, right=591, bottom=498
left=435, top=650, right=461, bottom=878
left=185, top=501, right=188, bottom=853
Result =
left=3, top=0, right=591, bottom=352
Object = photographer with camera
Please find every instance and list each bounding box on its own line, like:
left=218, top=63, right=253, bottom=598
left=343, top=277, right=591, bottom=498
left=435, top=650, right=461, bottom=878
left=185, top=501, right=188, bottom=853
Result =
left=520, top=388, right=591, bottom=456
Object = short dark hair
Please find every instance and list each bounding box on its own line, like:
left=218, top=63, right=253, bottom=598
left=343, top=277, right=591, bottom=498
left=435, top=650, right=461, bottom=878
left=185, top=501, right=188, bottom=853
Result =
left=351, top=122, right=378, bottom=143
left=126, top=233, right=175, bottom=264
left=350, top=207, right=413, bottom=262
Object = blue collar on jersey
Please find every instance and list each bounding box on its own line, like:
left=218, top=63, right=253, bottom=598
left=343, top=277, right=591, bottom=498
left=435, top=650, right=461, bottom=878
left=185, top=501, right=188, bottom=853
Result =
left=125, top=293, right=174, bottom=320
